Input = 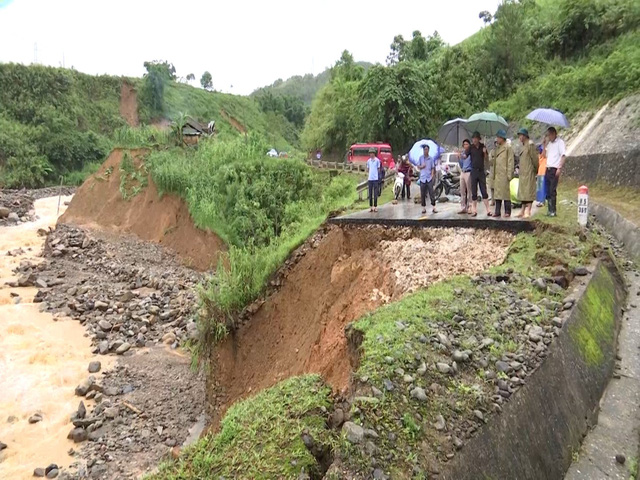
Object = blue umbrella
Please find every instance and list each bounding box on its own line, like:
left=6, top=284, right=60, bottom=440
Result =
left=408, top=139, right=443, bottom=167
left=526, top=108, right=570, bottom=128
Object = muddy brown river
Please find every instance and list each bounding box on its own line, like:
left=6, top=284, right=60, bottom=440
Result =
left=0, top=195, right=113, bottom=479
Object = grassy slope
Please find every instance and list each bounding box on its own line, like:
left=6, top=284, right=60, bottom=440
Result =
left=159, top=82, right=298, bottom=150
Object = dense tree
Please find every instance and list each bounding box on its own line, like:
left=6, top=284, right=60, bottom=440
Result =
left=201, top=71, right=213, bottom=90
left=186, top=73, right=195, bottom=81
left=331, top=50, right=364, bottom=82
left=141, top=60, right=176, bottom=116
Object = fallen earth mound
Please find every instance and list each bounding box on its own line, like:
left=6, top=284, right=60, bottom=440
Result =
left=59, top=149, right=225, bottom=271
left=207, top=225, right=513, bottom=426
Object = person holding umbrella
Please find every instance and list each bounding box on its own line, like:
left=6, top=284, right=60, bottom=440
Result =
left=418, top=144, right=437, bottom=215
left=468, top=132, right=491, bottom=217
left=490, top=129, right=515, bottom=218
left=542, top=126, right=566, bottom=217
left=515, top=128, right=539, bottom=218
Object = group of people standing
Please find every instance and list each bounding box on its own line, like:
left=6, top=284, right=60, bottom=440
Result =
left=458, top=126, right=565, bottom=218
left=366, top=125, right=566, bottom=217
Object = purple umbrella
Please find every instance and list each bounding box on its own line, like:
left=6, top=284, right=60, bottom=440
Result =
left=526, top=108, right=570, bottom=128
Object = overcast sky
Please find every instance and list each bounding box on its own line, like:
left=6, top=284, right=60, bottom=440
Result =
left=0, top=0, right=501, bottom=95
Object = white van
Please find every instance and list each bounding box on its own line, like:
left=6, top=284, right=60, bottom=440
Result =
left=440, top=152, right=461, bottom=174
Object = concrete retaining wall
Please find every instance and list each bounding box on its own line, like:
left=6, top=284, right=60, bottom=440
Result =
left=563, top=150, right=640, bottom=188
left=591, top=203, right=640, bottom=262
left=440, top=257, right=626, bottom=480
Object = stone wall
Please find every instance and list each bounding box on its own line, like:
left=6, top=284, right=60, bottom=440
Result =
left=562, top=149, right=640, bottom=188
left=440, top=257, right=626, bottom=480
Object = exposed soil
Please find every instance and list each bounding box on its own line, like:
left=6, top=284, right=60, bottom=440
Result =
left=207, top=225, right=513, bottom=427
left=220, top=110, right=247, bottom=134
left=119, top=82, right=139, bottom=127
left=60, top=149, right=225, bottom=271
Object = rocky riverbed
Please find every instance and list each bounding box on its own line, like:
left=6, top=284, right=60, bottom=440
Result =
left=0, top=188, right=75, bottom=226
left=5, top=222, right=206, bottom=479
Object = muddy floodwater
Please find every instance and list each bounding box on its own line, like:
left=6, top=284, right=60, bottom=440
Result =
left=0, top=196, right=112, bottom=479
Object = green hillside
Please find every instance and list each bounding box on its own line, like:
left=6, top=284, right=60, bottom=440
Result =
left=0, top=63, right=297, bottom=188
left=301, top=0, right=640, bottom=154
left=252, top=61, right=373, bottom=105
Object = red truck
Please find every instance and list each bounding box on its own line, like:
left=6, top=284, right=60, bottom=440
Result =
left=347, top=142, right=394, bottom=168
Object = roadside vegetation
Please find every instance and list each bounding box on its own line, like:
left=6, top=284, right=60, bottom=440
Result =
left=302, top=0, right=640, bottom=155
left=146, top=135, right=358, bottom=356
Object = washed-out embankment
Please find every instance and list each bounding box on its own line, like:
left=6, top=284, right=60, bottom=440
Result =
left=59, top=149, right=225, bottom=271
left=58, top=147, right=631, bottom=478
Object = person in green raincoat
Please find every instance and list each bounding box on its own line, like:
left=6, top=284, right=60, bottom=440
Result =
left=516, top=128, right=539, bottom=218
left=490, top=129, right=515, bottom=218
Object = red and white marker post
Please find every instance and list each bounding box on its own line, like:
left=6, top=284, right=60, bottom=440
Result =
left=578, top=185, right=589, bottom=227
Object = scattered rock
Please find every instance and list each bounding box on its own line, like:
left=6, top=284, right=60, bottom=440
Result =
left=68, top=427, right=88, bottom=443
left=436, top=363, right=452, bottom=374
left=616, top=454, right=626, bottom=465
left=75, top=378, right=93, bottom=397
left=33, top=468, right=46, bottom=477
left=88, top=361, right=101, bottom=373
left=115, top=342, right=131, bottom=355
left=98, top=320, right=112, bottom=331
left=0, top=440, right=7, bottom=451
left=573, top=266, right=589, bottom=276
left=496, top=361, right=510, bottom=373
left=410, top=387, right=428, bottom=402
left=0, top=206, right=10, bottom=218
left=434, top=415, right=446, bottom=431
left=44, top=464, right=59, bottom=477
left=28, top=413, right=43, bottom=424
left=343, top=422, right=364, bottom=444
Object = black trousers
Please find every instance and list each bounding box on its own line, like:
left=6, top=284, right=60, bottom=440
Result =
left=545, top=167, right=559, bottom=213
left=494, top=199, right=512, bottom=216
left=470, top=169, right=488, bottom=200
left=401, top=183, right=411, bottom=199
left=420, top=180, right=436, bottom=207
left=368, top=180, right=378, bottom=207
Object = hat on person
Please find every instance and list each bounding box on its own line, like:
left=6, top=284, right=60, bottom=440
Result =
left=472, top=131, right=481, bottom=139
left=496, top=129, right=507, bottom=139
left=517, top=128, right=529, bottom=137
left=368, top=147, right=377, bottom=153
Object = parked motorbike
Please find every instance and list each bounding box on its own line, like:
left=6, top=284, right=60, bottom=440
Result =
left=393, top=171, right=405, bottom=200
left=434, top=171, right=460, bottom=200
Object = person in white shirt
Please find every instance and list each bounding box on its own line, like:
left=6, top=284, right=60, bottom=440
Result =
left=366, top=148, right=381, bottom=212
left=542, top=127, right=566, bottom=217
